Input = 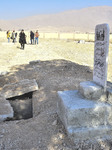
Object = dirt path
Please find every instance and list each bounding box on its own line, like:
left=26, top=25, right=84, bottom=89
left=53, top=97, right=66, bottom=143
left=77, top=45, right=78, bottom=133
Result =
left=0, top=39, right=95, bottom=72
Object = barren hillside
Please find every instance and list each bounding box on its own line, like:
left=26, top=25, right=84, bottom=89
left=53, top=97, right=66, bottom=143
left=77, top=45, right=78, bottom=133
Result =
left=0, top=6, right=112, bottom=32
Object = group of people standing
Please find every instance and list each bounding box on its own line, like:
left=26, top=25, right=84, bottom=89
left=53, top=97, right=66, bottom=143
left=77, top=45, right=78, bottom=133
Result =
left=6, top=30, right=17, bottom=43
left=30, top=30, right=39, bottom=45
left=6, top=30, right=39, bottom=50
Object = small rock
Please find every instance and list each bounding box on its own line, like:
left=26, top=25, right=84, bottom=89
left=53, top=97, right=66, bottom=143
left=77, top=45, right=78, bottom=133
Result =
left=52, top=120, right=57, bottom=126
left=62, top=143, right=66, bottom=146
left=78, top=40, right=85, bottom=44
left=0, top=71, right=8, bottom=76
left=38, top=140, right=41, bottom=144
left=29, top=60, right=40, bottom=65
left=59, top=134, right=64, bottom=139
left=86, top=69, right=92, bottom=73
left=0, top=134, right=4, bottom=138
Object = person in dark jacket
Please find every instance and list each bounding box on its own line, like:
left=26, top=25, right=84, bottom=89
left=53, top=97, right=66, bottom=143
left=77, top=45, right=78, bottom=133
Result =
left=19, top=29, right=26, bottom=49
left=30, top=31, right=34, bottom=44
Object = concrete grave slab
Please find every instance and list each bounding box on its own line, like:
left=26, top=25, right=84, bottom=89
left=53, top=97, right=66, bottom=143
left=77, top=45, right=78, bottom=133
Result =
left=57, top=90, right=112, bottom=140
left=0, top=96, right=13, bottom=122
left=57, top=23, right=112, bottom=143
left=0, top=79, right=38, bottom=99
left=93, top=24, right=109, bottom=88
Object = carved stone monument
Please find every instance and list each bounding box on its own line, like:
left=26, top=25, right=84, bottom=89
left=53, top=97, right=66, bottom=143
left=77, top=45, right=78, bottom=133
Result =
left=57, top=24, right=112, bottom=143
left=93, top=24, right=109, bottom=88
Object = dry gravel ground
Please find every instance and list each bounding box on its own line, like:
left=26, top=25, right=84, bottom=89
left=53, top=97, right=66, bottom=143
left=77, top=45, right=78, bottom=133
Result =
left=0, top=39, right=112, bottom=149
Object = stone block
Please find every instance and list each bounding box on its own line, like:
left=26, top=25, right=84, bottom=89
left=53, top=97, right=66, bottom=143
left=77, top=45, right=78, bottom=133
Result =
left=79, top=81, right=104, bottom=100
left=0, top=96, right=13, bottom=122
left=0, top=79, right=38, bottom=99
left=57, top=90, right=112, bottom=140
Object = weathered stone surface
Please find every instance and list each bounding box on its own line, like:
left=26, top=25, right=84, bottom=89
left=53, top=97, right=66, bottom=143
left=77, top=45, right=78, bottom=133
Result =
left=106, top=81, right=112, bottom=104
left=32, top=90, right=39, bottom=117
left=57, top=90, right=112, bottom=140
left=68, top=125, right=112, bottom=141
left=79, top=81, right=104, bottom=100
left=0, top=79, right=38, bottom=99
left=107, top=88, right=112, bottom=104
left=93, top=23, right=109, bottom=88
left=100, top=93, right=107, bottom=102
left=0, top=96, right=13, bottom=122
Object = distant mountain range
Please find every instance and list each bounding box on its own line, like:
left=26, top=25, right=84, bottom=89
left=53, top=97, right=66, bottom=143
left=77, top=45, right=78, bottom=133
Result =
left=0, top=6, right=112, bottom=32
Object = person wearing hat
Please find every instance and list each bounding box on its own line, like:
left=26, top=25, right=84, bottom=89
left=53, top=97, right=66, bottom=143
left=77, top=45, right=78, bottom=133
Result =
left=19, top=29, right=26, bottom=49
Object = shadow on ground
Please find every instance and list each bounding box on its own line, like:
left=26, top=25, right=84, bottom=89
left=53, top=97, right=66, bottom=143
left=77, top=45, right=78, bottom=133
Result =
left=0, top=59, right=97, bottom=150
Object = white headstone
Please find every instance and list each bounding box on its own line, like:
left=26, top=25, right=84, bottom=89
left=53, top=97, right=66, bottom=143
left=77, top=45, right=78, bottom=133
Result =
left=93, top=24, right=109, bottom=88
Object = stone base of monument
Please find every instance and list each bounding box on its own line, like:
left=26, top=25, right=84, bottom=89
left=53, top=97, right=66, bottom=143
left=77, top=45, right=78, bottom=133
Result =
left=57, top=81, right=112, bottom=142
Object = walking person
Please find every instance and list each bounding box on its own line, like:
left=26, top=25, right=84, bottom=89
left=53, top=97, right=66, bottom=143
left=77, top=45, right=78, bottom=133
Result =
left=19, top=29, right=26, bottom=50
left=30, top=31, right=34, bottom=44
left=6, top=30, right=11, bottom=42
left=35, top=30, right=39, bottom=44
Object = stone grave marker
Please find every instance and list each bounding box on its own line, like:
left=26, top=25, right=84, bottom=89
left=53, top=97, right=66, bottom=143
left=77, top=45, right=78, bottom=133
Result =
left=93, top=24, right=109, bottom=88
left=57, top=24, right=112, bottom=143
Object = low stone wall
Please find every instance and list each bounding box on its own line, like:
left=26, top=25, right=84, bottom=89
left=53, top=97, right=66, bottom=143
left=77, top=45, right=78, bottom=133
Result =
left=2, top=31, right=112, bottom=42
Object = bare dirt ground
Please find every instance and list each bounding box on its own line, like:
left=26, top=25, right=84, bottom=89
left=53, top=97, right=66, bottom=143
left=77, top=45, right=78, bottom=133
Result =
left=0, top=39, right=112, bottom=149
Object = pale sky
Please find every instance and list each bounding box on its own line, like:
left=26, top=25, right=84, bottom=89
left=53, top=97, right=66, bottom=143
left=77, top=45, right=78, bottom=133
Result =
left=0, top=0, right=112, bottom=20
